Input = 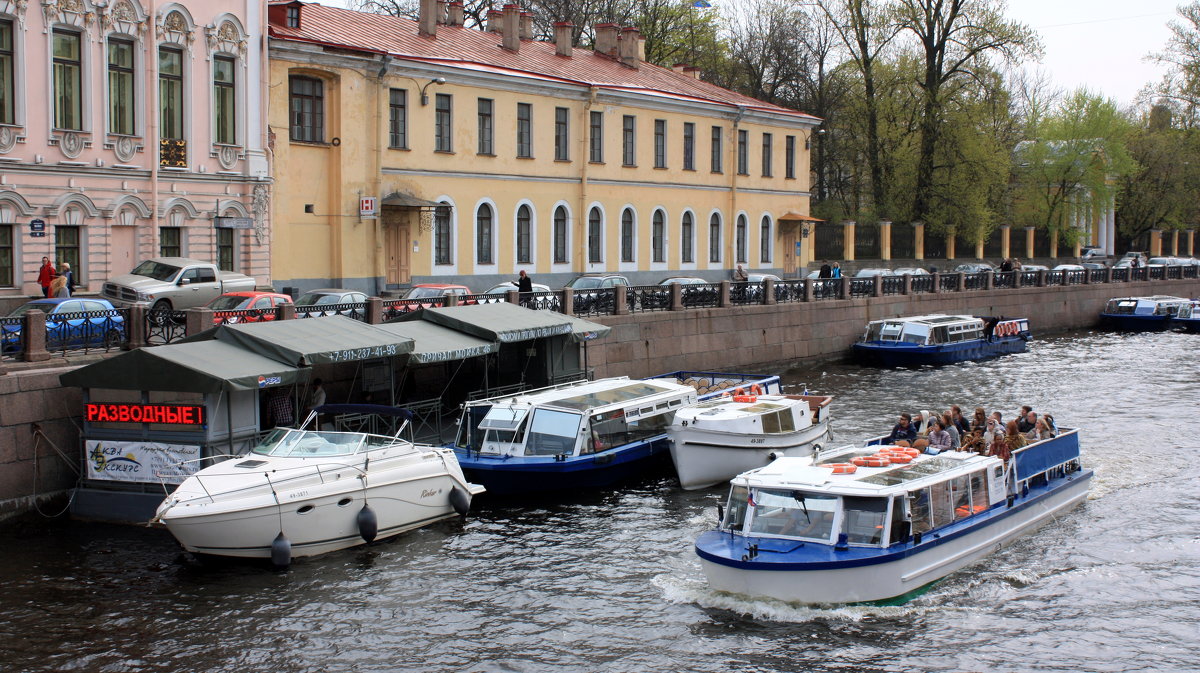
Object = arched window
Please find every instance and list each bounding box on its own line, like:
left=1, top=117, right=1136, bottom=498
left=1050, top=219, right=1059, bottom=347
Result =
left=681, top=212, right=694, bottom=263
left=553, top=206, right=568, bottom=263
left=434, top=204, right=452, bottom=265
left=760, top=215, right=773, bottom=263
left=620, top=208, right=635, bottom=263
left=736, top=214, right=747, bottom=264
left=652, top=210, right=666, bottom=263
left=516, top=204, right=532, bottom=264
left=588, top=208, right=603, bottom=263
left=476, top=204, right=493, bottom=264
left=709, top=213, right=722, bottom=263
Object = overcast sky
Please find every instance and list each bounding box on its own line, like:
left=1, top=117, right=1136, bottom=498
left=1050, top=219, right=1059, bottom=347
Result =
left=309, top=0, right=1185, bottom=106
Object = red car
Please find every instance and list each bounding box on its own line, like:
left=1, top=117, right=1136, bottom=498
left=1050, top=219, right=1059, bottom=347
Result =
left=206, top=291, right=293, bottom=324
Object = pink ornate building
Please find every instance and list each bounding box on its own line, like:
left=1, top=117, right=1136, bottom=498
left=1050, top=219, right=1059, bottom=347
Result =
left=0, top=0, right=270, bottom=298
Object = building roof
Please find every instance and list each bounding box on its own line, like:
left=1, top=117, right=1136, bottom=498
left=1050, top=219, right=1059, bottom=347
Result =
left=269, top=3, right=818, bottom=122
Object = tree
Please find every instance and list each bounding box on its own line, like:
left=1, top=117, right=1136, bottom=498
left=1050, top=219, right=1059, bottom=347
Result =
left=1118, top=105, right=1200, bottom=241
left=892, top=0, right=1038, bottom=229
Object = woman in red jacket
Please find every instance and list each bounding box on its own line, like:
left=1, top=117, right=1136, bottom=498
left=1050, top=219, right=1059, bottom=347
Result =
left=37, top=257, right=55, bottom=297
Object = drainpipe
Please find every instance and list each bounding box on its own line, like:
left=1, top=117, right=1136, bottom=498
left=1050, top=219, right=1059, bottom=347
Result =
left=730, top=106, right=745, bottom=267
left=374, top=54, right=392, bottom=294
left=148, top=0, right=159, bottom=257
left=580, top=86, right=596, bottom=272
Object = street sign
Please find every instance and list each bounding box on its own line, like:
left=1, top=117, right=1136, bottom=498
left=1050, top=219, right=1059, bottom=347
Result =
left=214, top=216, right=254, bottom=229
left=360, top=196, right=377, bottom=217
left=30, top=218, right=46, bottom=238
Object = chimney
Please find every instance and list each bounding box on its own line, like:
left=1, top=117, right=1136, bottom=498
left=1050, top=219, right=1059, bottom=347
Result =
left=520, top=11, right=534, bottom=40
left=672, top=63, right=686, bottom=73
left=486, top=9, right=503, bottom=33
left=594, top=23, right=619, bottom=57
left=419, top=0, right=436, bottom=37
left=554, top=21, right=574, bottom=57
left=638, top=35, right=646, bottom=62
left=502, top=4, right=520, bottom=51
left=619, top=26, right=640, bottom=68
left=684, top=66, right=701, bottom=80
left=448, top=2, right=464, bottom=26
left=436, top=0, right=448, bottom=24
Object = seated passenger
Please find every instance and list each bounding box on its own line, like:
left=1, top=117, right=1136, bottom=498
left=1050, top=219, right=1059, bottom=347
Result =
left=941, top=412, right=961, bottom=449
left=970, top=407, right=989, bottom=433
left=886, top=413, right=917, bottom=445
left=1016, top=405, right=1036, bottom=433
left=960, top=428, right=987, bottom=454
left=1027, top=417, right=1055, bottom=441
left=925, top=420, right=953, bottom=454
left=1043, top=413, right=1058, bottom=434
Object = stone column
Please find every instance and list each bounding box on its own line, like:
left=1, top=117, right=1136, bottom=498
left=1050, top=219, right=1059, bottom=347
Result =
left=842, top=220, right=856, bottom=261
left=1106, top=194, right=1117, bottom=255
left=1024, top=226, right=1036, bottom=261
left=914, top=221, right=925, bottom=260
left=1000, top=225, right=1011, bottom=260
left=614, top=284, right=628, bottom=315
left=838, top=277, right=850, bottom=300
left=880, top=220, right=892, bottom=261
left=1150, top=229, right=1163, bottom=256
left=21, top=311, right=50, bottom=362
left=506, top=289, right=520, bottom=304
left=763, top=278, right=776, bottom=304
left=719, top=280, right=731, bottom=307
left=560, top=289, right=574, bottom=316
left=186, top=308, right=213, bottom=337
left=901, top=273, right=912, bottom=295
left=803, top=278, right=814, bottom=302
left=1188, top=229, right=1196, bottom=256
left=1050, top=229, right=1059, bottom=260
left=1171, top=230, right=1180, bottom=256
left=366, top=296, right=384, bottom=324
left=872, top=274, right=883, bottom=297
left=985, top=271, right=994, bottom=291
left=931, top=272, right=941, bottom=294
left=670, top=282, right=683, bottom=311
left=125, top=305, right=147, bottom=349
left=277, top=304, right=296, bottom=320
left=445, top=294, right=459, bottom=307
left=975, top=239, right=985, bottom=260
left=945, top=231, right=956, bottom=261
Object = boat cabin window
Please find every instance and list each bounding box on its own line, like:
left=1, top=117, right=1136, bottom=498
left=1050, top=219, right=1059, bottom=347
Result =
left=888, top=495, right=909, bottom=545
left=908, top=488, right=932, bottom=535
left=527, top=409, right=581, bottom=456
left=1105, top=299, right=1136, bottom=314
left=252, top=429, right=366, bottom=457
left=478, top=406, right=529, bottom=447
left=723, top=485, right=750, bottom=531
left=588, top=407, right=674, bottom=453
left=929, top=480, right=954, bottom=528
left=950, top=474, right=972, bottom=521
left=748, top=489, right=837, bottom=541
left=969, top=470, right=990, bottom=514
left=760, top=408, right=797, bottom=434
left=455, top=404, right=492, bottom=451
left=899, top=323, right=930, bottom=344
left=841, top=496, right=888, bottom=546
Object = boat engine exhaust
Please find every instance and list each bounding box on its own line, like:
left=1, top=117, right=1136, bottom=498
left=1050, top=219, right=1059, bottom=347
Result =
left=357, top=503, right=378, bottom=543
left=271, top=531, right=291, bottom=568
left=449, top=487, right=471, bottom=517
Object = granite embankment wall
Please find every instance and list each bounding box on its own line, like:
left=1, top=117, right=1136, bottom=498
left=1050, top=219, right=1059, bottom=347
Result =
left=2, top=278, right=1198, bottom=519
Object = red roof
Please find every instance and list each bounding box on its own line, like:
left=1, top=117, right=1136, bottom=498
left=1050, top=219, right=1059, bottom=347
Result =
left=269, top=3, right=817, bottom=121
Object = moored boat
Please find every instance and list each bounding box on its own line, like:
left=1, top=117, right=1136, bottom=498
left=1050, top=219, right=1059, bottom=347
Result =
left=1170, top=299, right=1200, bottom=333
left=451, top=372, right=779, bottom=496
left=154, top=404, right=483, bottom=564
left=668, top=391, right=833, bottom=490
left=852, top=314, right=1030, bottom=367
left=694, top=429, right=1091, bottom=605
left=1100, top=295, right=1190, bottom=331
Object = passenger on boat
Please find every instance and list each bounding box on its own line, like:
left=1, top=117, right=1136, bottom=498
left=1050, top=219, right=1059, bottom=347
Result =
left=1016, top=406, right=1036, bottom=433
left=1027, top=417, right=1055, bottom=441
left=983, top=417, right=1002, bottom=450
left=926, top=420, right=953, bottom=455
left=1043, top=414, right=1058, bottom=434
left=950, top=405, right=971, bottom=435
left=960, top=428, right=988, bottom=455
left=780, top=509, right=836, bottom=537
left=971, top=407, right=989, bottom=433
left=886, top=413, right=917, bottom=445
left=990, top=420, right=1028, bottom=462
left=940, top=412, right=961, bottom=449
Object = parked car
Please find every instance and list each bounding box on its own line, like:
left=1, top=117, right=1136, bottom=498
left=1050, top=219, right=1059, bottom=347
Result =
left=2, top=298, right=125, bottom=353
left=953, top=262, right=995, bottom=274
left=1052, top=264, right=1085, bottom=271
left=565, top=274, right=630, bottom=290
left=483, top=281, right=554, bottom=295
left=854, top=268, right=896, bottom=277
left=101, top=257, right=257, bottom=313
left=658, top=276, right=708, bottom=286
left=295, top=288, right=368, bottom=308
left=397, top=283, right=473, bottom=308
left=1118, top=251, right=1149, bottom=267
left=1020, top=264, right=1050, bottom=272
left=891, top=267, right=929, bottom=276
left=566, top=274, right=629, bottom=313
left=206, top=291, right=293, bottom=324
left=1080, top=246, right=1106, bottom=259
left=1081, top=262, right=1108, bottom=270
left=482, top=281, right=561, bottom=310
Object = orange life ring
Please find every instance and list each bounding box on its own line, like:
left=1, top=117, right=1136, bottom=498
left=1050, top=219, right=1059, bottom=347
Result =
left=863, top=456, right=891, bottom=468
left=851, top=456, right=869, bottom=467
left=888, top=454, right=913, bottom=464
left=1007, top=322, right=1017, bottom=336
left=732, top=395, right=757, bottom=403
left=827, top=463, right=857, bottom=474
left=750, top=383, right=763, bottom=395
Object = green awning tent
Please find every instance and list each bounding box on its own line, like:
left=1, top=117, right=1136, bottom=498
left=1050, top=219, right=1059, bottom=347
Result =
left=560, top=314, right=612, bottom=342
left=182, top=315, right=415, bottom=366
left=416, top=303, right=610, bottom=343
left=58, top=341, right=308, bottom=393
left=373, top=320, right=498, bottom=364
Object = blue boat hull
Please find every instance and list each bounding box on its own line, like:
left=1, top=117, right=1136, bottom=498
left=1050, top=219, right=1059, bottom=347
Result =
left=1099, top=312, right=1173, bottom=332
left=1172, top=317, right=1200, bottom=333
left=853, top=335, right=1027, bottom=367
left=453, top=436, right=671, bottom=496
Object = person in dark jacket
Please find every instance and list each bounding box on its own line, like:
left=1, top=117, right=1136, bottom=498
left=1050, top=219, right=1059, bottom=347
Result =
left=512, top=270, right=533, bottom=306
left=886, top=413, right=917, bottom=445
left=818, top=260, right=832, bottom=278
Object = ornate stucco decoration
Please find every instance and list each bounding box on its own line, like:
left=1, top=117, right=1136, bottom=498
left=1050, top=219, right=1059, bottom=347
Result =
left=0, top=1, right=29, bottom=27
left=0, top=125, right=21, bottom=153
left=58, top=130, right=84, bottom=158
left=206, top=18, right=246, bottom=58
left=98, top=0, right=147, bottom=36
left=252, top=184, right=269, bottom=244
left=217, top=145, right=239, bottom=169
left=112, top=135, right=138, bottom=162
left=155, top=7, right=193, bottom=46
left=42, top=0, right=94, bottom=28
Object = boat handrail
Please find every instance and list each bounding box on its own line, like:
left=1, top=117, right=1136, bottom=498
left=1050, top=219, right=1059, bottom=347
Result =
left=463, top=377, right=604, bottom=406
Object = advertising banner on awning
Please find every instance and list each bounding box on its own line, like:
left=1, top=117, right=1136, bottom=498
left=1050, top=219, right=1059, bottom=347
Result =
left=85, top=439, right=201, bottom=485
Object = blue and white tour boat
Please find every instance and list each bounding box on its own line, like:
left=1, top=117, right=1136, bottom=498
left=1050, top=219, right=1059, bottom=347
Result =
left=452, top=372, right=779, bottom=495
left=694, top=429, right=1091, bottom=605
left=1172, top=299, right=1200, bottom=333
left=852, top=314, right=1030, bottom=367
left=1100, top=295, right=1190, bottom=331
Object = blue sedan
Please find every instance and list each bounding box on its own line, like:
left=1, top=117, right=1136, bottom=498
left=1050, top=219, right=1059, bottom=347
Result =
left=2, top=298, right=125, bottom=354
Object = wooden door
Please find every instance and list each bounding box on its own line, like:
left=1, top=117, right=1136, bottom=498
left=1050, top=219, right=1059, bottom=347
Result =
left=110, top=225, right=137, bottom=277
left=384, top=209, right=410, bottom=285
left=782, top=227, right=798, bottom=275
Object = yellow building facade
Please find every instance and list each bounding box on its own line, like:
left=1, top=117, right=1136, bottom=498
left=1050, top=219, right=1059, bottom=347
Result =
left=267, top=1, right=819, bottom=294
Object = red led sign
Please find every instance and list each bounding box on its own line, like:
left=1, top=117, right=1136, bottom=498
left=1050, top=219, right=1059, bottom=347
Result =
left=85, top=403, right=206, bottom=426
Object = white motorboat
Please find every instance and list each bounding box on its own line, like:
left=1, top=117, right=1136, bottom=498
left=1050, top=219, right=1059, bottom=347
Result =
left=667, top=391, right=833, bottom=490
left=695, top=429, right=1091, bottom=604
left=155, top=404, right=484, bottom=565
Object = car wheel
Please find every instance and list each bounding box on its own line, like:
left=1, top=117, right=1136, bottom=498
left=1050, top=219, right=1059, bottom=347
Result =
left=150, top=300, right=173, bottom=326
left=103, top=329, right=122, bottom=349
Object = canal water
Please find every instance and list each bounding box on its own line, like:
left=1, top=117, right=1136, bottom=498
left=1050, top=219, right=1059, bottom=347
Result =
left=1, top=330, right=1197, bottom=672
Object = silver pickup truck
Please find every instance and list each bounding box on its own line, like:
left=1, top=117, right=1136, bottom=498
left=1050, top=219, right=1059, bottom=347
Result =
left=101, top=257, right=257, bottom=312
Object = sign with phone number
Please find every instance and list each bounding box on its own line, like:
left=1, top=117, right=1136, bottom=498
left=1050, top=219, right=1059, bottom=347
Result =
left=322, top=344, right=400, bottom=363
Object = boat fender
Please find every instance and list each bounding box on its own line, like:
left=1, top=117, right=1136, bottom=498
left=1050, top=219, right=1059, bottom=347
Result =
left=449, top=486, right=471, bottom=517
left=271, top=531, right=292, bottom=569
left=767, top=452, right=780, bottom=461
left=716, top=503, right=724, bottom=522
left=357, top=503, right=379, bottom=543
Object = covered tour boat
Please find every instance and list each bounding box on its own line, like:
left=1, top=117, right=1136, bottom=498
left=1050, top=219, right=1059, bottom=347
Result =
left=1172, top=299, right=1200, bottom=333
left=694, top=429, right=1091, bottom=605
left=668, top=390, right=833, bottom=490
left=852, top=314, right=1030, bottom=367
left=452, top=372, right=779, bottom=495
left=154, top=405, right=483, bottom=565
left=1100, top=295, right=1190, bottom=331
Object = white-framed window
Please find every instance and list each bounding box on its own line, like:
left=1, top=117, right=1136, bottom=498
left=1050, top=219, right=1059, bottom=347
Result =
left=53, top=29, right=84, bottom=130
left=709, top=212, right=722, bottom=264
left=0, top=18, right=15, bottom=125
left=434, top=202, right=453, bottom=265
left=588, top=206, right=604, bottom=263
left=213, top=54, right=236, bottom=144
left=620, top=207, right=636, bottom=269
left=552, top=203, right=571, bottom=269
left=476, top=202, right=494, bottom=265
left=760, top=215, right=773, bottom=263
left=107, top=36, right=136, bottom=135
left=652, top=209, right=666, bottom=264
left=517, top=102, right=532, bottom=158
left=681, top=211, right=695, bottom=265
left=159, top=45, right=184, bottom=140
left=736, top=214, right=748, bottom=264
left=516, top=203, right=533, bottom=264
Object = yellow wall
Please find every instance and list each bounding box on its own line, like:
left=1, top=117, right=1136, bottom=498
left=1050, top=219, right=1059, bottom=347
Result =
left=269, top=50, right=815, bottom=292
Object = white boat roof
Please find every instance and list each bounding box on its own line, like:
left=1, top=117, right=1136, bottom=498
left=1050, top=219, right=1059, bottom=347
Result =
left=1110, top=295, right=1189, bottom=305
left=477, top=376, right=695, bottom=415
left=678, top=394, right=808, bottom=418
left=734, top=449, right=1000, bottom=496
left=866, top=314, right=982, bottom=327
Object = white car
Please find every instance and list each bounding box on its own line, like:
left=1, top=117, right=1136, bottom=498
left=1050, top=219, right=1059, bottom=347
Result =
left=1052, top=264, right=1085, bottom=271
left=891, top=267, right=929, bottom=276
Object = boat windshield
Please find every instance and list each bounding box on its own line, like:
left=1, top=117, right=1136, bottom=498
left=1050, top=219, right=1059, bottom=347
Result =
left=252, top=428, right=367, bottom=457
left=478, top=406, right=529, bottom=453
left=525, top=408, right=581, bottom=456
left=747, top=489, right=838, bottom=541
left=865, top=321, right=927, bottom=344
